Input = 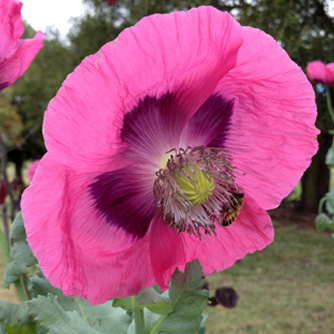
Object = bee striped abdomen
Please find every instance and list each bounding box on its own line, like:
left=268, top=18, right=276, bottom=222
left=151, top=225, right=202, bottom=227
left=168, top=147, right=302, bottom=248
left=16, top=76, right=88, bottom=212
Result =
left=222, top=192, right=244, bottom=226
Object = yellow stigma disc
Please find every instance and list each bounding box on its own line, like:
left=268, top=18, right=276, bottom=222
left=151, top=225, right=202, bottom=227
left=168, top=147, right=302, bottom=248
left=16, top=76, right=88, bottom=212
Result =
left=174, top=165, right=215, bottom=206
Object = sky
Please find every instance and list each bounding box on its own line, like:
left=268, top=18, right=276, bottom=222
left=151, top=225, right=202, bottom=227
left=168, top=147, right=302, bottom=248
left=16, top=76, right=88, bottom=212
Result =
left=20, top=0, right=86, bottom=37
left=19, top=0, right=334, bottom=38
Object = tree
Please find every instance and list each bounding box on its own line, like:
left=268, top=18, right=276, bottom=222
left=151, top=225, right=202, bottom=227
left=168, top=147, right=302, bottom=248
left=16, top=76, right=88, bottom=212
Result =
left=12, top=24, right=76, bottom=161
left=236, top=0, right=334, bottom=211
left=12, top=0, right=333, bottom=211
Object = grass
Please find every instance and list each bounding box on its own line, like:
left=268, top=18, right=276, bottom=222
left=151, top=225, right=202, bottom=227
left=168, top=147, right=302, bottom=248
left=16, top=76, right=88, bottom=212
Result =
left=205, top=221, right=334, bottom=334
left=0, top=195, right=333, bottom=333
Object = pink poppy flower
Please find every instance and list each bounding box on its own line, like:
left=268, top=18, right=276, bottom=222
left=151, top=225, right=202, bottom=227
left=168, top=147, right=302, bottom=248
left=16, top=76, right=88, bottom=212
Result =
left=27, top=160, right=40, bottom=182
left=306, top=60, right=334, bottom=86
left=0, top=0, right=45, bottom=90
left=21, top=7, right=318, bottom=305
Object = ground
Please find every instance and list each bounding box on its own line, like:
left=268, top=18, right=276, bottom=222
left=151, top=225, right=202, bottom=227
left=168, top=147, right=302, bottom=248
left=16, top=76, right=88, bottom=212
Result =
left=0, top=203, right=333, bottom=334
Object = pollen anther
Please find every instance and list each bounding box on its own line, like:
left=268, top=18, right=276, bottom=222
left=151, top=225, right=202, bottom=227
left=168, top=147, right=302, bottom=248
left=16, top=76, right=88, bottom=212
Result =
left=153, top=146, right=243, bottom=238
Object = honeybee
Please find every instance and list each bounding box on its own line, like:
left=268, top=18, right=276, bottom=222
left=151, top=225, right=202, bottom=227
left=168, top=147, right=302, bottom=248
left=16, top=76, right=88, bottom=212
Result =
left=222, top=192, right=244, bottom=226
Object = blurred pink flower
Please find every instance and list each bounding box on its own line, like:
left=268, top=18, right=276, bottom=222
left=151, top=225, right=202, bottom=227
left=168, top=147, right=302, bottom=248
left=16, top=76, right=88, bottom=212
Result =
left=306, top=61, right=334, bottom=86
left=0, top=179, right=7, bottom=205
left=0, top=0, right=45, bottom=90
left=102, top=0, right=118, bottom=5
left=22, top=7, right=318, bottom=305
left=27, top=160, right=40, bottom=182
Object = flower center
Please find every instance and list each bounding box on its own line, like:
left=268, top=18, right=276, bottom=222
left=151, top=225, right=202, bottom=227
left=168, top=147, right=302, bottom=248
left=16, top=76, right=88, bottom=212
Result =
left=153, top=146, right=244, bottom=238
left=173, top=165, right=215, bottom=206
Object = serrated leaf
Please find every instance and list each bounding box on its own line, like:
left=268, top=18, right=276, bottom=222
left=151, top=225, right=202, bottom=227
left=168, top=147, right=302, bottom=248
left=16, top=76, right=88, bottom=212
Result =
left=0, top=301, right=31, bottom=327
left=31, top=277, right=131, bottom=334
left=9, top=213, right=26, bottom=241
left=2, top=213, right=36, bottom=288
left=137, top=288, right=170, bottom=305
left=136, top=288, right=172, bottom=315
left=153, top=260, right=209, bottom=334
left=29, top=295, right=102, bottom=334
left=31, top=274, right=77, bottom=309
left=79, top=299, right=130, bottom=334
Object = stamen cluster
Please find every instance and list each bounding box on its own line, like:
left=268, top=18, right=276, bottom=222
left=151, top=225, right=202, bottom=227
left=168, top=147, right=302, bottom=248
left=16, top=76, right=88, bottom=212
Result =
left=153, top=146, right=242, bottom=237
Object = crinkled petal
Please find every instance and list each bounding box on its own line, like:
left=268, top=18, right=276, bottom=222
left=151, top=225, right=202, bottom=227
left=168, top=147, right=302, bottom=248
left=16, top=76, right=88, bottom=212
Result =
left=0, top=0, right=24, bottom=59
left=43, top=7, right=243, bottom=173
left=21, top=154, right=156, bottom=304
left=150, top=193, right=273, bottom=289
left=0, top=31, right=45, bottom=88
left=213, top=27, right=318, bottom=210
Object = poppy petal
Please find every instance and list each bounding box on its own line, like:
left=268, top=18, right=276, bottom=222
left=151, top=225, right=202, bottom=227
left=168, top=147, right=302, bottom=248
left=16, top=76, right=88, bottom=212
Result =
left=0, top=33, right=44, bottom=89
left=150, top=193, right=273, bottom=289
left=214, top=26, right=318, bottom=209
left=22, top=154, right=157, bottom=304
left=0, top=0, right=44, bottom=88
left=43, top=7, right=243, bottom=173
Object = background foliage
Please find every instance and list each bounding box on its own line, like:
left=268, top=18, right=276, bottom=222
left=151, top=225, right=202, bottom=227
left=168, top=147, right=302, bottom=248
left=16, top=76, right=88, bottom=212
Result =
left=3, top=0, right=334, bottom=208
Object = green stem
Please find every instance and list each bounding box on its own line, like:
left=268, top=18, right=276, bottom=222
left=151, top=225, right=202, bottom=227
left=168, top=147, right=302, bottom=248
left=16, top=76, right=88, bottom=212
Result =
left=0, top=227, right=10, bottom=264
left=14, top=277, right=29, bottom=301
left=147, top=315, right=166, bottom=334
left=0, top=133, right=16, bottom=223
left=131, top=295, right=146, bottom=334
left=76, top=298, right=88, bottom=322
left=326, top=86, right=334, bottom=126
left=318, top=196, right=327, bottom=215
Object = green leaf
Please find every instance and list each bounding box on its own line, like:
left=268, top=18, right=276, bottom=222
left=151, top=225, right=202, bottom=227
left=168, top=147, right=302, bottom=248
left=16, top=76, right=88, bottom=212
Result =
left=5, top=323, right=38, bottom=334
left=326, top=146, right=334, bottom=167
left=146, top=301, right=172, bottom=316
left=29, top=295, right=102, bottom=334
left=9, top=213, right=26, bottom=241
left=136, top=288, right=172, bottom=315
left=136, top=288, right=170, bottom=305
left=126, top=309, right=161, bottom=334
left=30, top=276, right=131, bottom=334
left=196, top=314, right=207, bottom=334
left=315, top=213, right=331, bottom=231
left=112, top=298, right=132, bottom=312
left=0, top=301, right=31, bottom=327
left=325, top=190, right=334, bottom=214
left=0, top=323, right=6, bottom=334
left=152, top=260, right=209, bottom=334
left=78, top=299, right=130, bottom=334
left=2, top=213, right=36, bottom=289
